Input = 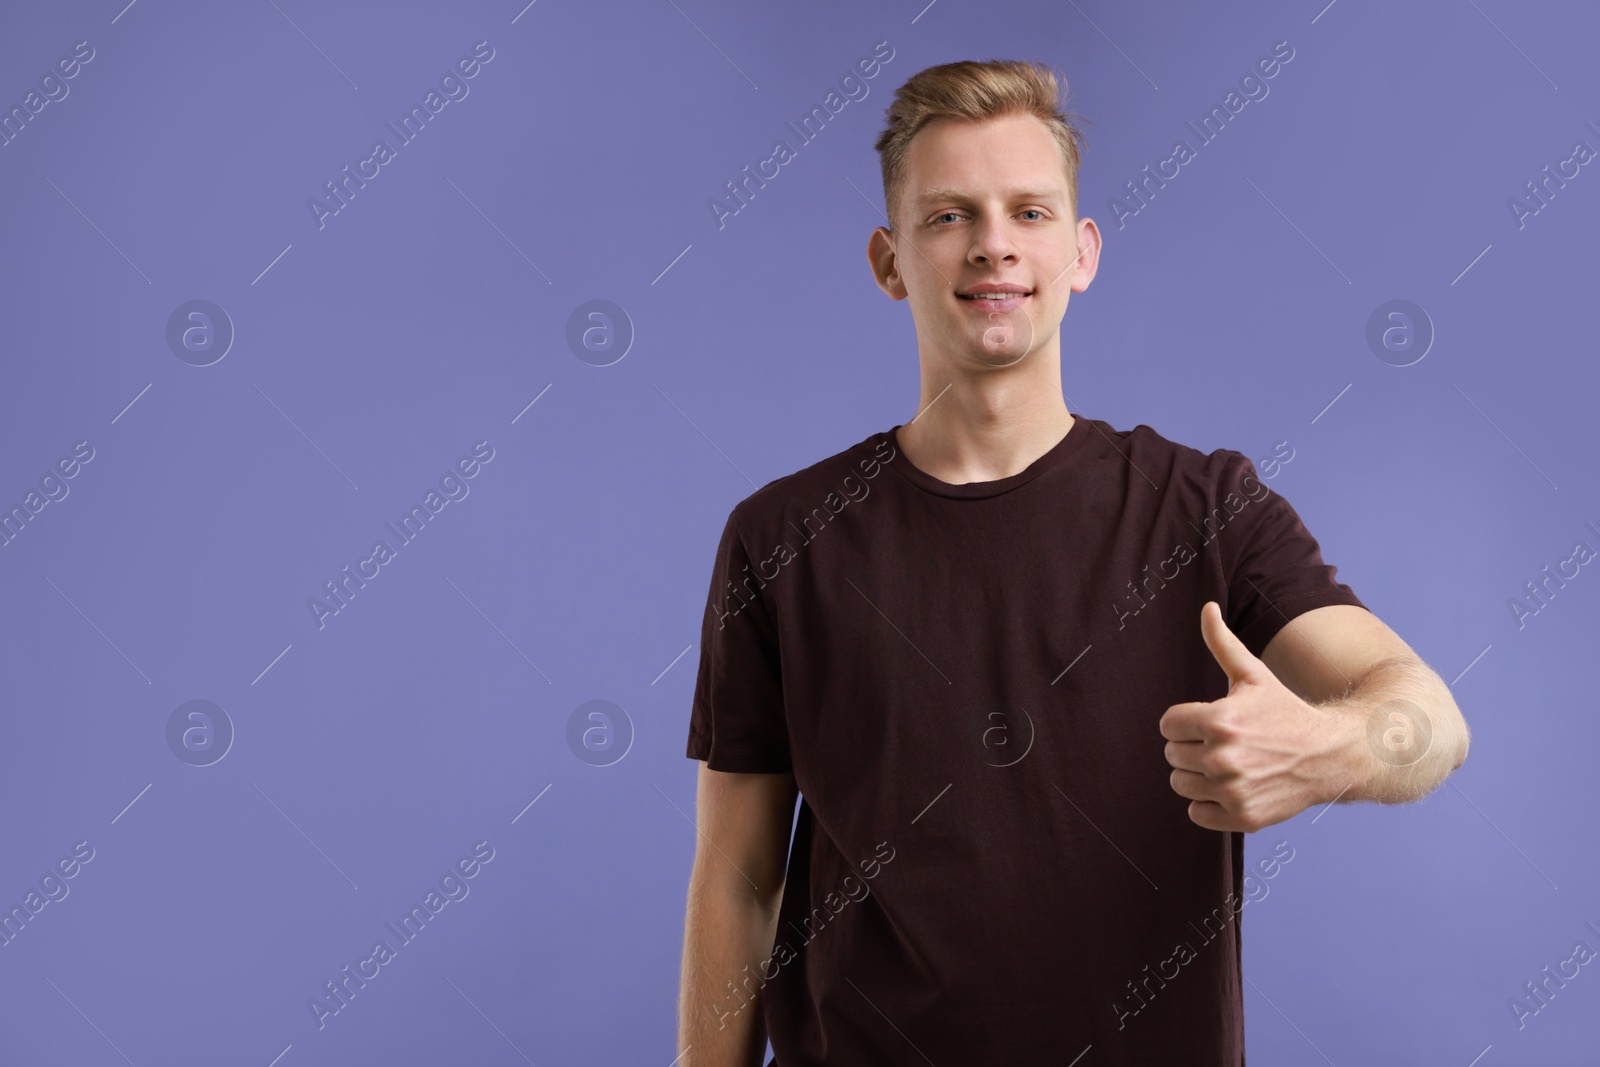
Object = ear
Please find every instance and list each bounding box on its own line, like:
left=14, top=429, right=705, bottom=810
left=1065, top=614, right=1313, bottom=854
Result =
left=867, top=226, right=906, bottom=300
left=1066, top=216, right=1103, bottom=294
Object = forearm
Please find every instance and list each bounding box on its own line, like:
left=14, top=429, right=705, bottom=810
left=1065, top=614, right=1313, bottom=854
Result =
left=679, top=876, right=784, bottom=1067
left=1316, top=655, right=1470, bottom=805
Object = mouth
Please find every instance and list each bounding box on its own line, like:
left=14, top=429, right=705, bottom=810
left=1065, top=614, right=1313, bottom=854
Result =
left=957, top=289, right=1031, bottom=311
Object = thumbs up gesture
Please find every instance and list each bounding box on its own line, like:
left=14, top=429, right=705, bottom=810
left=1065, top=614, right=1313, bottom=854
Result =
left=1159, top=601, right=1340, bottom=833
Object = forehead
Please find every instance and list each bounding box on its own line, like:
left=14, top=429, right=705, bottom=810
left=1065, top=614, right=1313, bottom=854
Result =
left=903, top=113, right=1069, bottom=203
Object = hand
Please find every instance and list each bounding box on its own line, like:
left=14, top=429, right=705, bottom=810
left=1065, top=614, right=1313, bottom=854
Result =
left=1159, top=601, right=1348, bottom=832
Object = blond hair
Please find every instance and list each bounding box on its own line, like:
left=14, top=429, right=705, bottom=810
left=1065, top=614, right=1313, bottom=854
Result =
left=873, top=59, right=1090, bottom=231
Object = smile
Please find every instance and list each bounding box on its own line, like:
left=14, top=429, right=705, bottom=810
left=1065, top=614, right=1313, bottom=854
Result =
left=958, top=292, right=1030, bottom=310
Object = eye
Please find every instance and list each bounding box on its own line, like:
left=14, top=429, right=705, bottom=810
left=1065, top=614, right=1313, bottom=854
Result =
left=1019, top=209, right=1045, bottom=221
left=933, top=212, right=964, bottom=225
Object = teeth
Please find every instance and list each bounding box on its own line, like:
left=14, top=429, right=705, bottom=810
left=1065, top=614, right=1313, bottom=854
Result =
left=964, top=292, right=1025, bottom=299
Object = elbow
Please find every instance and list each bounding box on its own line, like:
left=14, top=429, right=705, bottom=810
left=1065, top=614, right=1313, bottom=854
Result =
left=1448, top=701, right=1471, bottom=772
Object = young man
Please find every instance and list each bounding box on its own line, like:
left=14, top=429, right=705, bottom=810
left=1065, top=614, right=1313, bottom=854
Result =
left=678, top=59, right=1469, bottom=1066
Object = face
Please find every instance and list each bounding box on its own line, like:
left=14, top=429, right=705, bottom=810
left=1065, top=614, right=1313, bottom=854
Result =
left=868, top=112, right=1100, bottom=371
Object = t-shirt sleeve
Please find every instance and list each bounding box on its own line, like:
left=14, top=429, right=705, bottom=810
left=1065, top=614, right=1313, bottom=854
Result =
left=685, top=507, right=793, bottom=773
left=1213, top=450, right=1369, bottom=659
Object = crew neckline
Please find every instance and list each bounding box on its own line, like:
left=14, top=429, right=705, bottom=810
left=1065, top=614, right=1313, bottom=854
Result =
left=883, top=414, right=1096, bottom=499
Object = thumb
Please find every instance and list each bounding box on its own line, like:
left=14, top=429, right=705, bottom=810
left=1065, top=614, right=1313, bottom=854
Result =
left=1200, top=600, right=1266, bottom=691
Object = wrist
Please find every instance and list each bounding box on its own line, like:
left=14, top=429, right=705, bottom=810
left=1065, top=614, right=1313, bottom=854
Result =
left=1308, top=697, right=1376, bottom=807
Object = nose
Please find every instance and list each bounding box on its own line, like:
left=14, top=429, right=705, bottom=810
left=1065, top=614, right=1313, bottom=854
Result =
left=968, top=214, right=1019, bottom=266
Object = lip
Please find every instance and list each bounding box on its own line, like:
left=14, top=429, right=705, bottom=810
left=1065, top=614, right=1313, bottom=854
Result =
left=957, top=285, right=1031, bottom=312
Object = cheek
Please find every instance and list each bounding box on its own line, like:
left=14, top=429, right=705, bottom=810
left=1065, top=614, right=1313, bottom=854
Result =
left=907, top=270, right=956, bottom=308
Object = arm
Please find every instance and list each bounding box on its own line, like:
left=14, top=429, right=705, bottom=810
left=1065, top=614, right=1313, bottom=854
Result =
left=1259, top=603, right=1470, bottom=805
left=1162, top=603, right=1471, bottom=831
left=678, top=761, right=798, bottom=1067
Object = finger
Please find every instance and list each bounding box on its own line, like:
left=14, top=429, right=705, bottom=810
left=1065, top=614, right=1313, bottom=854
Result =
left=1169, top=767, right=1216, bottom=802
left=1186, top=799, right=1237, bottom=833
left=1200, top=600, right=1268, bottom=690
left=1163, top=739, right=1209, bottom=773
left=1159, top=703, right=1215, bottom=742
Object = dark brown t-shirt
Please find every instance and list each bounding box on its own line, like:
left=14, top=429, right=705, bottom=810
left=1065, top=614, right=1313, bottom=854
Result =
left=686, top=414, right=1367, bottom=1066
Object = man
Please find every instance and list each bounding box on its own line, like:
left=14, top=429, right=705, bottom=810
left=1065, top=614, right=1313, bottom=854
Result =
left=677, top=58, right=1469, bottom=1066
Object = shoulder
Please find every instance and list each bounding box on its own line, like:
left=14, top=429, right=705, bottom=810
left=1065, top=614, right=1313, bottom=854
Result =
left=1084, top=419, right=1262, bottom=500
left=725, top=428, right=897, bottom=530
left=1079, top=417, right=1228, bottom=468
left=1120, top=420, right=1232, bottom=467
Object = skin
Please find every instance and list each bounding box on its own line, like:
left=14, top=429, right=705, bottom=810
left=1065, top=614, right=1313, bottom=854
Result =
left=866, top=111, right=1469, bottom=831
left=867, top=111, right=1102, bottom=485
left=678, top=762, right=796, bottom=1064
left=677, top=105, right=1474, bottom=1062
left=1165, top=600, right=1470, bottom=831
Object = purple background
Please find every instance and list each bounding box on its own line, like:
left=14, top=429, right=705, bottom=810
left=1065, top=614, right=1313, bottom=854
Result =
left=2, top=0, right=1597, bottom=1063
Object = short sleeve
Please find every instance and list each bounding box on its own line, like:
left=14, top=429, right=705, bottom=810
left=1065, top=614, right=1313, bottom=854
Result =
left=685, top=508, right=792, bottom=773
left=1214, top=451, right=1369, bottom=659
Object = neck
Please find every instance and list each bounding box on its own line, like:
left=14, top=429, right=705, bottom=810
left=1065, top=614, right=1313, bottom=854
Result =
left=898, top=346, right=1075, bottom=485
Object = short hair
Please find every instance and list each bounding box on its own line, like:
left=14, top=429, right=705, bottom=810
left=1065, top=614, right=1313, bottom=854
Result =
left=873, top=59, right=1090, bottom=231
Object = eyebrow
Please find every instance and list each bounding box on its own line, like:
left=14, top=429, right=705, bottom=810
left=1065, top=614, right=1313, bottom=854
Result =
left=913, top=187, right=1066, bottom=206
